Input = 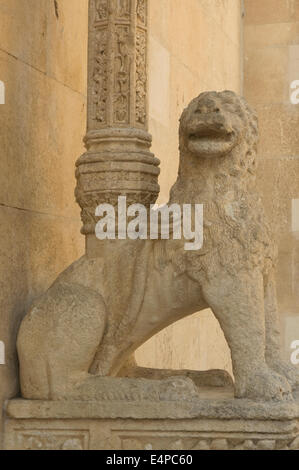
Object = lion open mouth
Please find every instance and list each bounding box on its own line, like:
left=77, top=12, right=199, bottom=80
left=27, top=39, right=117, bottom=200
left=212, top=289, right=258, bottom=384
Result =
left=189, top=128, right=234, bottom=143
left=186, top=120, right=237, bottom=157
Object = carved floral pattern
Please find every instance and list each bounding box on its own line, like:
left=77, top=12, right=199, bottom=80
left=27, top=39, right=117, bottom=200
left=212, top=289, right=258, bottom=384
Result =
left=90, top=1, right=148, bottom=128
left=77, top=189, right=158, bottom=234
left=95, top=0, right=108, bottom=21
left=136, top=0, right=146, bottom=25
left=116, top=0, right=131, bottom=19
left=92, top=29, right=108, bottom=124
left=135, top=29, right=147, bottom=125
left=16, top=431, right=89, bottom=450
left=114, top=26, right=131, bottom=124
left=120, top=436, right=299, bottom=451
left=10, top=428, right=299, bottom=450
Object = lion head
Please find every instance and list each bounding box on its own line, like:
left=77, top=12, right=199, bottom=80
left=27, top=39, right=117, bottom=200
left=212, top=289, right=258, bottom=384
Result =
left=178, top=91, right=259, bottom=178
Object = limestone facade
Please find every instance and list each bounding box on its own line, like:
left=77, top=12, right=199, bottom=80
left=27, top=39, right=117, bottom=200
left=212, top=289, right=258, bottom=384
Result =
left=244, top=0, right=299, bottom=368
left=0, top=0, right=88, bottom=447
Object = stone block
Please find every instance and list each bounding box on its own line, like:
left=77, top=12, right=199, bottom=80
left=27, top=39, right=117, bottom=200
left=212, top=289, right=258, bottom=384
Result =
left=244, top=47, right=289, bottom=105
left=251, top=104, right=299, bottom=157
left=245, top=23, right=299, bottom=48
left=4, top=391, right=299, bottom=450
left=244, top=0, right=291, bottom=25
left=0, top=49, right=86, bottom=218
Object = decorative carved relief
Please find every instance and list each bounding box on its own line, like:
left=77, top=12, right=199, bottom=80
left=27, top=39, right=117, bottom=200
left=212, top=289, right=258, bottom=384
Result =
left=6, top=424, right=299, bottom=451
left=136, top=0, right=146, bottom=25
left=95, top=0, right=108, bottom=21
left=76, top=188, right=158, bottom=235
left=114, top=26, right=131, bottom=124
left=119, top=435, right=299, bottom=451
left=92, top=29, right=108, bottom=124
left=16, top=430, right=89, bottom=451
left=90, top=0, right=148, bottom=129
left=135, top=29, right=147, bottom=125
left=116, top=0, right=131, bottom=19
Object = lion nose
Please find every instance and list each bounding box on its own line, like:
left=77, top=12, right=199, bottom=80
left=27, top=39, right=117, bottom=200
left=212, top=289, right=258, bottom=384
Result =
left=196, top=100, right=221, bottom=115
left=192, top=110, right=233, bottom=135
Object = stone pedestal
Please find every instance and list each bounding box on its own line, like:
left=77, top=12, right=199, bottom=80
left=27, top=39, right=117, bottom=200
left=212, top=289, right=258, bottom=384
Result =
left=4, top=389, right=299, bottom=450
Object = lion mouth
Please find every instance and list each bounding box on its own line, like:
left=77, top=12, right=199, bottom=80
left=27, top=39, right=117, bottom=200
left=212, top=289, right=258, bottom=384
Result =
left=189, top=129, right=234, bottom=142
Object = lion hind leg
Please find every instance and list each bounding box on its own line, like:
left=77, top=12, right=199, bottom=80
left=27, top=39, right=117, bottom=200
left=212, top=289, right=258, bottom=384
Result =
left=17, top=281, right=107, bottom=400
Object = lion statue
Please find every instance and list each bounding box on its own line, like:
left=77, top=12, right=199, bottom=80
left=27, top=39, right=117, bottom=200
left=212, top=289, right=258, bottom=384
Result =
left=17, top=91, right=299, bottom=402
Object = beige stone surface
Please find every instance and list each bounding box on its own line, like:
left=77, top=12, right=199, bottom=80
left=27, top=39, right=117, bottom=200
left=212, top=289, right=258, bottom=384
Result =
left=0, top=50, right=86, bottom=217
left=136, top=311, right=233, bottom=374
left=0, top=206, right=84, bottom=445
left=244, top=0, right=299, bottom=367
left=256, top=157, right=299, bottom=320
left=0, top=0, right=87, bottom=448
left=245, top=22, right=299, bottom=49
left=3, top=391, right=299, bottom=450
left=6, top=390, right=299, bottom=420
left=255, top=104, right=299, bottom=157
left=244, top=0, right=292, bottom=25
left=0, top=0, right=88, bottom=93
left=292, top=0, right=299, bottom=22
left=288, top=44, right=299, bottom=87
left=0, top=0, right=48, bottom=72
left=244, top=47, right=289, bottom=105
left=292, top=199, right=299, bottom=233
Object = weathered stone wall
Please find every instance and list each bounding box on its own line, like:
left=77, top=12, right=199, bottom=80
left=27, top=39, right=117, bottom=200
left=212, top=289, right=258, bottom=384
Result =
left=244, top=0, right=299, bottom=364
left=0, top=0, right=88, bottom=447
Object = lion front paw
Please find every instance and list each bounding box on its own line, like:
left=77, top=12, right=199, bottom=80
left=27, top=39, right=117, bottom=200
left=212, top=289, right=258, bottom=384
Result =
left=235, top=365, right=293, bottom=402
left=268, top=360, right=299, bottom=391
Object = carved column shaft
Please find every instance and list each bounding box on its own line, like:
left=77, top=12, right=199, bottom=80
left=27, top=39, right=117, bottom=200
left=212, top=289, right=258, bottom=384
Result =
left=75, top=0, right=160, bottom=237
left=88, top=0, right=148, bottom=130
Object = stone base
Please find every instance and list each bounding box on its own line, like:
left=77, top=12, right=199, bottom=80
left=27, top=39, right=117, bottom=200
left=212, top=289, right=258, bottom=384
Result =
left=4, top=388, right=299, bottom=450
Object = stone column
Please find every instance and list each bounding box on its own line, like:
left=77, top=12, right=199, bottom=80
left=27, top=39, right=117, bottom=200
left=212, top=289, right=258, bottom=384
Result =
left=75, top=0, right=160, bottom=249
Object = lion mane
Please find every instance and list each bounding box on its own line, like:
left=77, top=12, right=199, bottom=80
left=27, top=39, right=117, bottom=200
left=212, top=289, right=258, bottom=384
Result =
left=158, top=91, right=276, bottom=282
